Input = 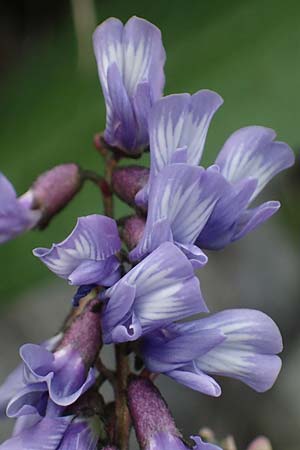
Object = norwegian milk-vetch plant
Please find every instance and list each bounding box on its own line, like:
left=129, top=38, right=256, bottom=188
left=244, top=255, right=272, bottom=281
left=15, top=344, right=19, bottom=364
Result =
left=0, top=16, right=295, bottom=450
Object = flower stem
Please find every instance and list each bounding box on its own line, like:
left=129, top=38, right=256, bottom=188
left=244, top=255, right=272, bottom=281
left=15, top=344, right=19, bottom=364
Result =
left=81, top=169, right=113, bottom=217
left=103, top=155, right=118, bottom=217
left=114, top=343, right=131, bottom=450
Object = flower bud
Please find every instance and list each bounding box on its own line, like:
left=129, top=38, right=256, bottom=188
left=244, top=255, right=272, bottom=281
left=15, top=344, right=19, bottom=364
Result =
left=222, top=436, right=237, bottom=450
left=127, top=377, right=220, bottom=450
left=59, top=298, right=102, bottom=368
left=32, top=163, right=83, bottom=228
left=111, top=166, right=149, bottom=208
left=247, top=437, right=272, bottom=450
left=121, top=215, right=146, bottom=251
left=127, top=377, right=180, bottom=449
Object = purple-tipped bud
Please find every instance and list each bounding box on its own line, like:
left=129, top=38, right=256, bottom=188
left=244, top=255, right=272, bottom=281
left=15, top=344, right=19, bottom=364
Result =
left=121, top=215, right=146, bottom=250
left=127, top=377, right=220, bottom=450
left=127, top=377, right=180, bottom=449
left=111, top=166, right=149, bottom=208
left=32, top=163, right=83, bottom=228
left=247, top=437, right=272, bottom=450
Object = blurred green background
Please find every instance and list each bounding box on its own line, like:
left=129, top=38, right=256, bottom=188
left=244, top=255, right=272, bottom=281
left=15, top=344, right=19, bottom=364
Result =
left=0, top=0, right=299, bottom=448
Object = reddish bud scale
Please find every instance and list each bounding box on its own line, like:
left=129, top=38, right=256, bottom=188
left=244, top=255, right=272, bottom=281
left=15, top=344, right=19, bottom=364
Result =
left=32, top=163, right=83, bottom=228
left=111, top=166, right=149, bottom=209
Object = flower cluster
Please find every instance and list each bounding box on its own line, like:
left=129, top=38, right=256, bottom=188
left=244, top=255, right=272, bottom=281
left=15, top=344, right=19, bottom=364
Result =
left=0, top=15, right=294, bottom=450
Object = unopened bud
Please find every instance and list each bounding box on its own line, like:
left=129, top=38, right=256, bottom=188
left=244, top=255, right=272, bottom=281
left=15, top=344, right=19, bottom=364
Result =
left=199, top=428, right=216, bottom=443
left=60, top=298, right=102, bottom=368
left=32, top=163, right=83, bottom=228
left=222, top=436, right=237, bottom=450
left=111, top=166, right=149, bottom=209
left=247, top=437, right=272, bottom=450
left=128, top=377, right=180, bottom=449
left=121, top=215, right=146, bottom=251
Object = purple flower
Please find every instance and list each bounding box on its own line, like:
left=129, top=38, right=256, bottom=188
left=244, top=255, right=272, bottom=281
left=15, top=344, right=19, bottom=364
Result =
left=197, top=126, right=295, bottom=249
left=0, top=335, right=61, bottom=416
left=136, top=93, right=294, bottom=248
left=142, top=309, right=282, bottom=396
left=5, top=304, right=101, bottom=417
left=33, top=214, right=121, bottom=286
left=102, top=242, right=207, bottom=344
left=130, top=163, right=227, bottom=266
left=17, top=343, right=95, bottom=407
left=136, top=91, right=223, bottom=205
left=0, top=173, right=41, bottom=243
left=0, top=416, right=73, bottom=449
left=93, top=16, right=166, bottom=154
left=0, top=415, right=101, bottom=450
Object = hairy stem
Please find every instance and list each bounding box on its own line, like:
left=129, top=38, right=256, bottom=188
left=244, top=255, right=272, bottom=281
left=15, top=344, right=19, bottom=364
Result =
left=104, top=155, right=119, bottom=217
left=81, top=169, right=113, bottom=217
left=114, top=343, right=131, bottom=450
left=96, top=357, right=117, bottom=391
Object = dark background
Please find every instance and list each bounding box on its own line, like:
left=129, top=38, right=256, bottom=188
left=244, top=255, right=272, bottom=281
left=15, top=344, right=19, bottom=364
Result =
left=0, top=1, right=299, bottom=448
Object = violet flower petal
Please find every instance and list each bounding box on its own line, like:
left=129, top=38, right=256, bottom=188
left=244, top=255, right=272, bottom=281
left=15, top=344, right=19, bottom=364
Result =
left=33, top=215, right=121, bottom=286
left=0, top=364, right=25, bottom=417
left=147, top=432, right=221, bottom=450
left=0, top=334, right=62, bottom=416
left=149, top=90, right=223, bottom=175
left=20, top=344, right=95, bottom=406
left=232, top=200, right=280, bottom=241
left=215, top=126, right=295, bottom=200
left=0, top=416, right=72, bottom=450
left=0, top=174, right=40, bottom=243
left=93, top=16, right=165, bottom=152
left=103, top=242, right=207, bottom=344
left=196, top=178, right=257, bottom=250
left=193, top=309, right=282, bottom=393
left=166, top=368, right=222, bottom=397
left=143, top=309, right=282, bottom=395
left=68, top=256, right=120, bottom=286
left=12, top=414, right=42, bottom=437
left=130, top=164, right=227, bottom=263
left=191, top=436, right=222, bottom=450
left=59, top=418, right=100, bottom=450
left=6, top=383, right=47, bottom=418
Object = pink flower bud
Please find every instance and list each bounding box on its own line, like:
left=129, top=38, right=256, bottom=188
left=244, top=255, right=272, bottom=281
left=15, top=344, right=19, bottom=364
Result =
left=59, top=298, right=102, bottom=368
left=32, top=163, right=83, bottom=228
left=247, top=437, right=272, bottom=450
left=127, top=377, right=180, bottom=449
left=111, top=166, right=149, bottom=208
left=121, top=215, right=146, bottom=251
